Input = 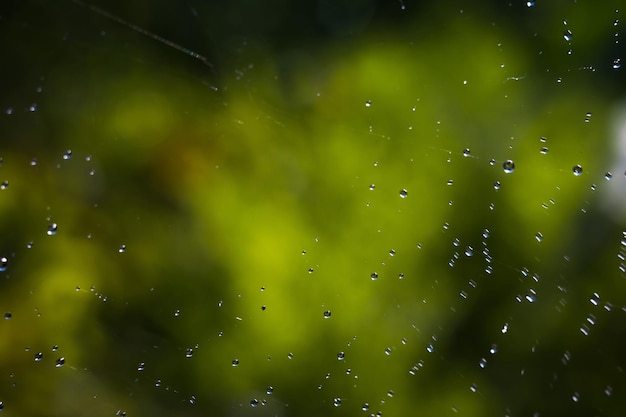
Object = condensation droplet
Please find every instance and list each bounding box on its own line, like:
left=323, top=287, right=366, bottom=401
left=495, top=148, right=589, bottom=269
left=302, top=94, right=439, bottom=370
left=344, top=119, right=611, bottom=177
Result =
left=573, top=165, right=583, bottom=176
left=503, top=160, right=515, bottom=173
left=564, top=30, right=573, bottom=42
left=47, top=223, right=58, bottom=235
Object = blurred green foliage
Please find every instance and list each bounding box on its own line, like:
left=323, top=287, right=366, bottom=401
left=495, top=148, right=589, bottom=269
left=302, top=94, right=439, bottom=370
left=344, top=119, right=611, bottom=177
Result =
left=1, top=1, right=626, bottom=416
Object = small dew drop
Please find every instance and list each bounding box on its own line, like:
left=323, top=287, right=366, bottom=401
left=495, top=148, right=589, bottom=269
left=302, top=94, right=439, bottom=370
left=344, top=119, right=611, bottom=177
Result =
left=584, top=112, right=592, bottom=122
left=502, top=160, right=515, bottom=173
left=174, top=309, right=180, bottom=317
left=232, top=359, right=239, bottom=366
left=185, top=348, right=194, bottom=358
left=369, top=184, right=375, bottom=190
left=535, top=232, right=543, bottom=242
left=266, top=386, right=274, bottom=395
left=137, top=362, right=145, bottom=371
left=493, top=181, right=501, bottom=190
left=47, top=223, right=58, bottom=236
left=365, top=100, right=372, bottom=107
left=489, top=344, right=498, bottom=354
left=573, top=165, right=583, bottom=176
left=462, top=148, right=471, bottom=157
left=564, top=30, right=573, bottom=42
left=371, top=272, right=379, bottom=281
left=605, top=172, right=613, bottom=180
left=384, top=347, right=392, bottom=355
left=399, top=189, right=408, bottom=198
left=0, top=257, right=7, bottom=272
left=0, top=181, right=8, bottom=190
left=4, top=312, right=12, bottom=320
left=55, top=357, right=65, bottom=367
left=526, top=0, right=535, bottom=6
left=479, top=357, right=487, bottom=369
left=389, top=249, right=396, bottom=256
left=362, top=403, right=370, bottom=411
left=337, top=351, right=345, bottom=361
left=250, top=399, right=259, bottom=407
left=323, top=310, right=332, bottom=318
left=118, top=245, right=126, bottom=253
left=540, top=147, right=549, bottom=154
left=613, top=58, right=622, bottom=69
left=35, top=352, right=43, bottom=362
left=62, top=150, right=72, bottom=160
left=333, top=398, right=342, bottom=407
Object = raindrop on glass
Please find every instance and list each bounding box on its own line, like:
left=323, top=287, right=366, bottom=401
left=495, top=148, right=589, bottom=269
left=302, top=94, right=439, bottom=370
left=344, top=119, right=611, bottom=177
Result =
left=137, top=362, right=145, bottom=371
left=399, top=189, right=408, bottom=198
left=389, top=249, right=396, bottom=256
left=489, top=344, right=498, bottom=354
left=502, top=160, right=515, bottom=173
left=526, top=1, right=535, bottom=6
left=573, top=165, right=583, bottom=176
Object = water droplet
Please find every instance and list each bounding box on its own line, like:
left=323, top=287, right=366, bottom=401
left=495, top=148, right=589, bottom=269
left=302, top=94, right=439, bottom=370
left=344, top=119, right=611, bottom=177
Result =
left=564, top=30, right=573, bottom=41
left=55, top=357, right=65, bottom=367
left=118, top=244, right=126, bottom=253
left=137, top=362, right=145, bottom=371
left=174, top=309, right=180, bottom=317
left=250, top=399, right=259, bottom=407
left=232, top=358, right=239, bottom=366
left=337, top=351, right=345, bottom=361
left=535, top=232, right=543, bottom=242
left=605, top=172, right=613, bottom=180
left=47, top=223, right=58, bottom=235
left=389, top=249, right=396, bottom=256
left=493, top=181, right=501, bottom=190
left=613, top=58, right=622, bottom=69
left=501, top=323, right=509, bottom=334
left=463, top=148, right=471, bottom=157
left=362, top=403, right=370, bottom=411
left=35, top=352, right=43, bottom=361
left=465, top=246, right=474, bottom=257
left=332, top=397, right=342, bottom=407
left=479, top=357, right=487, bottom=368
left=540, top=147, right=549, bottom=154
left=4, top=312, right=12, bottom=320
left=62, top=150, right=72, bottom=160
left=287, top=352, right=294, bottom=359
left=323, top=310, right=332, bottom=318
left=526, top=1, right=535, bottom=6
left=489, top=344, right=498, bottom=354
left=365, top=100, right=372, bottom=107
left=266, top=386, right=274, bottom=395
left=584, top=112, right=592, bottom=122
left=384, top=347, right=392, bottom=355
left=399, top=189, right=408, bottom=198
left=185, top=348, right=194, bottom=358
left=489, top=158, right=496, bottom=166
left=502, top=160, right=515, bottom=173
left=0, top=181, right=8, bottom=190
left=572, top=392, right=580, bottom=402
left=0, top=257, right=7, bottom=272
left=573, top=165, right=583, bottom=176
left=426, top=344, right=434, bottom=353
left=369, top=184, right=375, bottom=190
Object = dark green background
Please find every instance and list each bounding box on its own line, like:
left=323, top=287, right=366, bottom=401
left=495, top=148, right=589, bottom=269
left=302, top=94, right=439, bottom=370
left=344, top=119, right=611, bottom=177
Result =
left=1, top=1, right=626, bottom=416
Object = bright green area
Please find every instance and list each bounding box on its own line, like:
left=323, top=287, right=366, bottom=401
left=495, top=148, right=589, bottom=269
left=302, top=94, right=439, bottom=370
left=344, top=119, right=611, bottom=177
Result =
left=1, top=1, right=625, bottom=416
